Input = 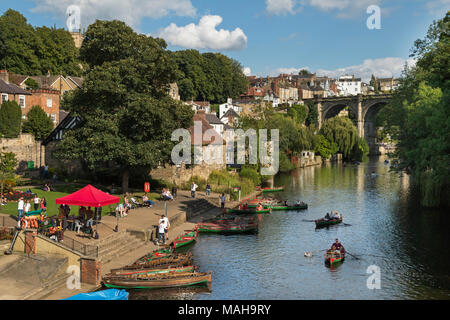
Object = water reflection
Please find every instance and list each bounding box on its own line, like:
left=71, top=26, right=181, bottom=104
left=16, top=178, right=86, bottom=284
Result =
left=128, top=157, right=450, bottom=300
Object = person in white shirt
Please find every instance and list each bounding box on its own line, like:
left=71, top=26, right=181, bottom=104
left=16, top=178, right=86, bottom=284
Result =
left=158, top=220, right=166, bottom=245
left=159, top=214, right=170, bottom=240
left=33, top=195, right=40, bottom=211
left=24, top=200, right=31, bottom=213
left=18, top=198, right=24, bottom=219
left=191, top=182, right=198, bottom=198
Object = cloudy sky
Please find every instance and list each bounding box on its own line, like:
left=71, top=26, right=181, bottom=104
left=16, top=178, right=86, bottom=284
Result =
left=1, top=0, right=449, bottom=81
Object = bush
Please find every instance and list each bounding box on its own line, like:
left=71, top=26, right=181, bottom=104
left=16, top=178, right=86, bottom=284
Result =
left=22, top=105, right=54, bottom=140
left=1, top=179, right=15, bottom=193
left=239, top=167, right=261, bottom=186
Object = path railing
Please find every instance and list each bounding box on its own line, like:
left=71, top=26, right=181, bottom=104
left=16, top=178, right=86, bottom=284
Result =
left=61, top=235, right=98, bottom=258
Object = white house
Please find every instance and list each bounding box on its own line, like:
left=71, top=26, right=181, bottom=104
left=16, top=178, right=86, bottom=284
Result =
left=263, top=92, right=280, bottom=107
left=219, top=98, right=241, bottom=119
left=336, top=75, right=362, bottom=96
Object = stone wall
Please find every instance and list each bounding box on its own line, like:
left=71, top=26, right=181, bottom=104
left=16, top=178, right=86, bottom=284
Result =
left=150, top=162, right=226, bottom=185
left=0, top=134, right=44, bottom=170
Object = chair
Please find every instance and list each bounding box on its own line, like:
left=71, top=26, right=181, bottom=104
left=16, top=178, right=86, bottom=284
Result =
left=74, top=220, right=82, bottom=234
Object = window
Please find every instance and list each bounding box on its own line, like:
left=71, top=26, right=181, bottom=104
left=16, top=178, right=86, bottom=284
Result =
left=19, top=95, right=26, bottom=108
left=46, top=98, right=52, bottom=108
left=1, top=94, right=8, bottom=103
left=51, top=114, right=57, bottom=123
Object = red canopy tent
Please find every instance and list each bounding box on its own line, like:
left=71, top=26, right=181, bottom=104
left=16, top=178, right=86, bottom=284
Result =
left=55, top=185, right=119, bottom=207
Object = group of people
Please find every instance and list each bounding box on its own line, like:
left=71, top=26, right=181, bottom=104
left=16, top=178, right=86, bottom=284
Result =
left=327, top=238, right=346, bottom=257
left=324, top=210, right=342, bottom=221
left=162, top=188, right=174, bottom=201
left=17, top=196, right=47, bottom=222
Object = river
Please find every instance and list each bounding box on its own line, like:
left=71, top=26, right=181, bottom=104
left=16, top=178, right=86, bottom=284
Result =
left=129, top=156, right=450, bottom=300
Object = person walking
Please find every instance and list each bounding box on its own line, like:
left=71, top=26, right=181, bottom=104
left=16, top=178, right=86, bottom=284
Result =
left=159, top=214, right=170, bottom=241
left=220, top=193, right=226, bottom=209
left=157, top=219, right=166, bottom=245
left=17, top=197, right=24, bottom=220
left=206, top=184, right=211, bottom=196
left=24, top=200, right=31, bottom=214
left=191, top=182, right=198, bottom=198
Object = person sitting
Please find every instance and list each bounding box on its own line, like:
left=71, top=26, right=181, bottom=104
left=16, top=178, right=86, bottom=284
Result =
left=78, top=206, right=86, bottom=221
left=284, top=200, right=288, bottom=206
left=116, top=203, right=127, bottom=217
left=162, top=189, right=173, bottom=201
left=325, top=212, right=331, bottom=220
left=43, top=184, right=51, bottom=192
left=295, top=200, right=301, bottom=206
left=242, top=203, right=249, bottom=210
left=329, top=211, right=336, bottom=219
left=256, top=203, right=263, bottom=211
left=85, top=207, right=94, bottom=228
left=142, top=194, right=154, bottom=207
left=331, top=239, right=344, bottom=253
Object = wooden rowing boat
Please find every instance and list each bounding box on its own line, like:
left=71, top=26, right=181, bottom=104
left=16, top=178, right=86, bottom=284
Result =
left=258, top=186, right=284, bottom=193
left=324, top=250, right=345, bottom=266
left=315, top=217, right=343, bottom=228
left=171, top=231, right=197, bottom=249
left=270, top=204, right=308, bottom=211
left=126, top=253, right=193, bottom=270
left=107, top=265, right=196, bottom=277
left=226, top=208, right=271, bottom=214
left=103, top=271, right=212, bottom=290
left=196, top=222, right=258, bottom=234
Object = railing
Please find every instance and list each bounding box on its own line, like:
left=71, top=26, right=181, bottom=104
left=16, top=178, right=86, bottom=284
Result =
left=60, top=235, right=98, bottom=258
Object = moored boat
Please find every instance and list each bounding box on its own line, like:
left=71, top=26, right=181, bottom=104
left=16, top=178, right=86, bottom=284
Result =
left=125, top=253, right=193, bottom=270
left=257, top=186, right=284, bottom=193
left=103, top=271, right=212, bottom=290
left=171, top=230, right=198, bottom=249
left=315, top=217, right=343, bottom=228
left=196, top=222, right=258, bottom=234
left=226, top=208, right=271, bottom=214
left=271, top=204, right=308, bottom=211
left=107, top=265, right=196, bottom=276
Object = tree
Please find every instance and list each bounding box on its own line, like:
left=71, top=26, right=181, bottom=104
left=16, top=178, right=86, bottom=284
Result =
left=314, top=134, right=338, bottom=159
left=55, top=20, right=194, bottom=193
left=370, top=74, right=379, bottom=92
left=377, top=12, right=449, bottom=207
left=0, top=151, right=18, bottom=198
left=24, top=78, right=38, bottom=90
left=0, top=100, right=22, bottom=138
left=287, top=104, right=308, bottom=125
left=22, top=105, right=54, bottom=140
left=320, top=117, right=359, bottom=159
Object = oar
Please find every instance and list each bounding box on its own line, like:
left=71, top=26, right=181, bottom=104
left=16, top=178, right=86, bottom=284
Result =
left=302, top=219, right=316, bottom=222
left=342, top=223, right=352, bottom=226
left=345, top=251, right=360, bottom=260
left=304, top=248, right=328, bottom=257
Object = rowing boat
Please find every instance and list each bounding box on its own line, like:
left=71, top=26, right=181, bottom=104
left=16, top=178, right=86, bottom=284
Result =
left=270, top=204, right=308, bottom=211
left=259, top=186, right=284, bottom=193
left=315, top=217, right=343, bottom=228
left=103, top=271, right=212, bottom=290
left=226, top=208, right=271, bottom=214
left=107, top=265, right=196, bottom=276
left=126, top=253, right=193, bottom=270
left=324, top=250, right=345, bottom=266
left=171, top=231, right=197, bottom=249
left=196, top=223, right=258, bottom=234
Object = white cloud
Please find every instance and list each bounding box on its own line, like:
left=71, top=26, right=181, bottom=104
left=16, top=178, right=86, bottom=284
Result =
left=243, top=67, right=252, bottom=76
left=266, top=0, right=299, bottom=15
left=31, top=0, right=196, bottom=28
left=267, top=58, right=416, bottom=82
left=157, top=15, right=248, bottom=51
left=425, top=0, right=450, bottom=17
left=315, top=57, right=416, bottom=82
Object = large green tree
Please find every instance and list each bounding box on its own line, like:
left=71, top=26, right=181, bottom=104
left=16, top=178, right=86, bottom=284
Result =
left=55, top=20, right=193, bottom=192
left=319, top=117, right=359, bottom=159
left=22, top=105, right=54, bottom=140
left=0, top=151, right=18, bottom=197
left=0, top=9, right=82, bottom=75
left=377, top=12, right=449, bottom=207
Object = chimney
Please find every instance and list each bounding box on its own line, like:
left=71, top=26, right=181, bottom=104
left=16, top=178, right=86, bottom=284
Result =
left=197, top=109, right=206, bottom=119
left=0, top=70, right=9, bottom=83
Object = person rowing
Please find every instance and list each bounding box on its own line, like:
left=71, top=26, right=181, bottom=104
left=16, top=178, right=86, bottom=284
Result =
left=331, top=239, right=345, bottom=254
left=256, top=203, right=263, bottom=211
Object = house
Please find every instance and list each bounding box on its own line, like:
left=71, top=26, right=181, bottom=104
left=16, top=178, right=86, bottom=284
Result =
left=377, top=77, right=399, bottom=92
left=219, top=98, right=241, bottom=119
left=185, top=101, right=211, bottom=113
left=204, top=112, right=225, bottom=137
left=220, top=108, right=239, bottom=126
left=240, top=86, right=265, bottom=100
left=0, top=70, right=32, bottom=115
left=27, top=89, right=61, bottom=124
left=263, top=91, right=280, bottom=107
left=336, top=75, right=362, bottom=96
left=299, top=85, right=314, bottom=100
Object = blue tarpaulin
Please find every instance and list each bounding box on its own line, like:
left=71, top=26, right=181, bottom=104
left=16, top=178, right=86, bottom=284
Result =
left=63, top=289, right=129, bottom=300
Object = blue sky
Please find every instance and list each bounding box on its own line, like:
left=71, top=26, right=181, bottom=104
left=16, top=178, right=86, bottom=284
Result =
left=1, top=0, right=449, bottom=81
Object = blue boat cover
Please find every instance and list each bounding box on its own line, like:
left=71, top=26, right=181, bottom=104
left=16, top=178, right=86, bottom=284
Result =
left=63, top=289, right=129, bottom=300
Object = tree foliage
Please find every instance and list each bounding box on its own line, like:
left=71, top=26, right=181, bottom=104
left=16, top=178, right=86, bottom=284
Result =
left=173, top=50, right=248, bottom=103
left=22, top=105, right=54, bottom=140
left=0, top=9, right=82, bottom=75
left=319, top=117, right=359, bottom=159
left=55, top=20, right=194, bottom=192
left=0, top=100, right=21, bottom=138
left=377, top=12, right=449, bottom=207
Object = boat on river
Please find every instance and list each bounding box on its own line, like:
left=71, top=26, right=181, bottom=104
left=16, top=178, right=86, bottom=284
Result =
left=324, top=249, right=345, bottom=266
left=257, top=186, right=284, bottom=193
left=171, top=230, right=198, bottom=249
left=227, top=207, right=271, bottom=214
left=315, top=217, right=343, bottom=228
left=196, top=222, right=258, bottom=234
left=125, top=253, right=193, bottom=270
left=270, top=204, right=308, bottom=211
left=107, top=265, right=196, bottom=277
left=103, top=271, right=212, bottom=290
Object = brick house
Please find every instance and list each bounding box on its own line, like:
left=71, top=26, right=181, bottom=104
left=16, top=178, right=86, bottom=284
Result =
left=27, top=89, right=60, bottom=125
left=0, top=70, right=32, bottom=117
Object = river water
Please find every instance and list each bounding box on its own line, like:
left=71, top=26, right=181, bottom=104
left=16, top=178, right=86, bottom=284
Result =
left=129, top=156, right=450, bottom=300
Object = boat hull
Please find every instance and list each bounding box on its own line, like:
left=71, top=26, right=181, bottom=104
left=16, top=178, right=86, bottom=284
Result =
left=315, top=218, right=343, bottom=228
left=271, top=205, right=308, bottom=211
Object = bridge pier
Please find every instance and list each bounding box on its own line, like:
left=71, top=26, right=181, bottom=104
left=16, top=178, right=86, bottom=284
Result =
left=357, top=94, right=364, bottom=138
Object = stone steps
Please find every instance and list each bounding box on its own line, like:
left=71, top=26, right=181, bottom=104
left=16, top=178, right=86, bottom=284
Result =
left=97, top=232, right=147, bottom=264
